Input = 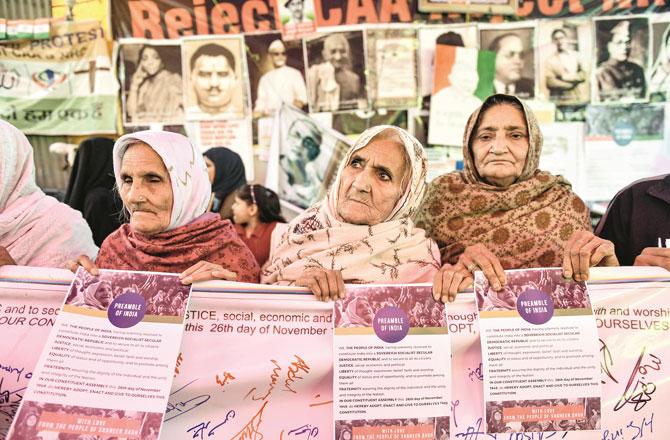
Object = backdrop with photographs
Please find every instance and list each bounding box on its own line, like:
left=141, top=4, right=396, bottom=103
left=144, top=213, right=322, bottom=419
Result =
left=181, top=36, right=250, bottom=121
left=245, top=31, right=308, bottom=116
left=366, top=27, right=420, bottom=109
left=593, top=16, right=650, bottom=103
left=304, top=30, right=369, bottom=113
left=119, top=39, right=184, bottom=126
left=480, top=24, right=537, bottom=99
left=537, top=19, right=592, bottom=105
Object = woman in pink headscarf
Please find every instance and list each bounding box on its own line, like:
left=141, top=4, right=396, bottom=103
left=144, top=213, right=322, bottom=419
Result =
left=68, top=130, right=259, bottom=283
left=0, top=120, right=97, bottom=267
left=261, top=125, right=441, bottom=300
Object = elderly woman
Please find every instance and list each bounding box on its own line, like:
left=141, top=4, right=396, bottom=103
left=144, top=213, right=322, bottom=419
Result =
left=0, top=120, right=98, bottom=267
left=261, top=125, right=441, bottom=300
left=416, top=94, right=617, bottom=302
left=69, top=279, right=114, bottom=310
left=68, top=130, right=259, bottom=283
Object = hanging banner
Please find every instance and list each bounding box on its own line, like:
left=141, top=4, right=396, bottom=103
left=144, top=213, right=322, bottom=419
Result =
left=0, top=20, right=117, bottom=135
left=1, top=266, right=669, bottom=439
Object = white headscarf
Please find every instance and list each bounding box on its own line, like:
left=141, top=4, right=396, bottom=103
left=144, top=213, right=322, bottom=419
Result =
left=262, top=125, right=440, bottom=285
left=113, top=130, right=211, bottom=231
left=0, top=120, right=98, bottom=267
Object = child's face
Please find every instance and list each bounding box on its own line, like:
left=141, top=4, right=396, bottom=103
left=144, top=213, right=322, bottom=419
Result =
left=232, top=196, right=254, bottom=225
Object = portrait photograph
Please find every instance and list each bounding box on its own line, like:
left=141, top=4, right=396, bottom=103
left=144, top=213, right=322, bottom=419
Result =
left=480, top=24, right=537, bottom=99
left=537, top=19, right=592, bottom=105
left=278, top=0, right=317, bottom=40
left=269, top=104, right=350, bottom=209
left=304, top=30, right=369, bottom=113
left=649, top=14, right=670, bottom=101
left=593, top=16, right=649, bottom=104
left=182, top=35, right=249, bottom=121
left=119, top=39, right=184, bottom=126
left=245, top=31, right=308, bottom=117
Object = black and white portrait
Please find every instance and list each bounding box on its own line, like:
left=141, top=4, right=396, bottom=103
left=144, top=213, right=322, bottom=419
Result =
left=182, top=36, right=249, bottom=120
left=120, top=40, right=184, bottom=126
left=246, top=32, right=308, bottom=117
left=538, top=20, right=591, bottom=105
left=305, top=30, right=368, bottom=112
left=649, top=16, right=670, bottom=100
left=480, top=25, right=536, bottom=99
left=594, top=17, right=649, bottom=103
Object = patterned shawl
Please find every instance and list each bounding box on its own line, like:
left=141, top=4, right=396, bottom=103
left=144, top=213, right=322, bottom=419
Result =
left=415, top=95, right=590, bottom=269
left=261, top=125, right=440, bottom=285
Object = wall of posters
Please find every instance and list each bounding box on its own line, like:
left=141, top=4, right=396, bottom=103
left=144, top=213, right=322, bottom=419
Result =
left=0, top=20, right=117, bottom=135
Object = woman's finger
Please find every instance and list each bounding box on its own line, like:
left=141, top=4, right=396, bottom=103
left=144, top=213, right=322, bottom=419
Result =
left=179, top=260, right=208, bottom=279
left=211, top=269, right=238, bottom=280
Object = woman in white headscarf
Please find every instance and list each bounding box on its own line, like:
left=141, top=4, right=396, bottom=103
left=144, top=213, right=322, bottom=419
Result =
left=261, top=125, right=441, bottom=300
left=67, top=130, right=259, bottom=283
left=0, top=120, right=97, bottom=267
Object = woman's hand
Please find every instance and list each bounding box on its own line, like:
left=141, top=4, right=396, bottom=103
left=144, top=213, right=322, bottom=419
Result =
left=295, top=268, right=345, bottom=302
left=66, top=255, right=98, bottom=275
left=458, top=244, right=507, bottom=291
left=432, top=262, right=473, bottom=303
left=0, top=246, right=16, bottom=266
left=563, top=231, right=619, bottom=282
left=180, top=261, right=238, bottom=285
left=634, top=247, right=670, bottom=271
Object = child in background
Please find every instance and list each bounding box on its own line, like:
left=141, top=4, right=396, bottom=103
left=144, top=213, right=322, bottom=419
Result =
left=232, top=184, right=286, bottom=267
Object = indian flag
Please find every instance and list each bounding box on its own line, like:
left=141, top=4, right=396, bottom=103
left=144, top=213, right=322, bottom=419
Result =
left=428, top=45, right=496, bottom=146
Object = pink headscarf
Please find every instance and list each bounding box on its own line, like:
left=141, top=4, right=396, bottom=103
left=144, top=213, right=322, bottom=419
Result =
left=113, top=130, right=211, bottom=230
left=261, top=125, right=440, bottom=285
left=0, top=120, right=98, bottom=267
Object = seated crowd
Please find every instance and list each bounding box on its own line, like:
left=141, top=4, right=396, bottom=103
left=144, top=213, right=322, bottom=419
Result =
left=1, top=94, right=669, bottom=300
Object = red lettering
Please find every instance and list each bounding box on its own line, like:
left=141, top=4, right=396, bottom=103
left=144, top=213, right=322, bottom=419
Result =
left=211, top=3, right=240, bottom=34
left=515, top=0, right=534, bottom=17
left=346, top=0, right=379, bottom=24
left=165, top=8, right=193, bottom=38
left=602, top=0, right=614, bottom=11
left=193, top=0, right=209, bottom=35
left=655, top=0, right=666, bottom=6
left=538, top=0, right=564, bottom=15
left=568, top=0, right=585, bottom=13
left=314, top=1, right=342, bottom=26
left=379, top=0, right=412, bottom=22
left=241, top=0, right=272, bottom=32
left=619, top=0, right=633, bottom=7
left=129, top=1, right=164, bottom=38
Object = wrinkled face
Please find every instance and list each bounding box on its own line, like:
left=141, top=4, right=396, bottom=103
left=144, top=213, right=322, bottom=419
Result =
left=499, top=287, right=517, bottom=306
left=287, top=0, right=304, bottom=21
left=204, top=155, right=215, bottom=184
left=608, top=30, right=631, bottom=62
left=269, top=44, right=287, bottom=68
left=193, top=55, right=237, bottom=112
left=495, top=35, right=524, bottom=85
left=336, top=138, right=408, bottom=226
left=140, top=46, right=162, bottom=76
left=95, top=282, right=113, bottom=307
left=323, top=39, right=348, bottom=70
left=120, top=142, right=174, bottom=236
left=356, top=299, right=374, bottom=322
left=231, top=196, right=254, bottom=225
left=471, top=104, right=529, bottom=187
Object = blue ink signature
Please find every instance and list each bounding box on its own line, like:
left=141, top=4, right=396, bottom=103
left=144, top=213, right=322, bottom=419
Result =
left=0, top=362, right=32, bottom=383
left=602, top=413, right=654, bottom=440
left=165, top=379, right=211, bottom=422
left=186, top=410, right=236, bottom=439
left=455, top=418, right=568, bottom=440
left=468, top=363, right=484, bottom=382
left=287, top=424, right=319, bottom=439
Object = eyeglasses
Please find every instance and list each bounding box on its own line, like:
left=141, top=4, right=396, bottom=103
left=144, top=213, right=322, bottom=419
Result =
left=269, top=51, right=287, bottom=56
